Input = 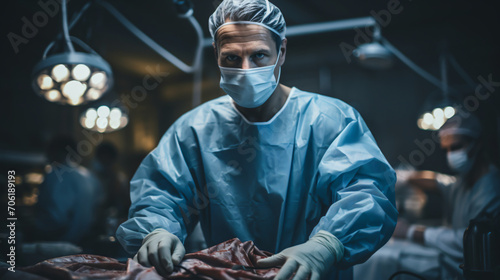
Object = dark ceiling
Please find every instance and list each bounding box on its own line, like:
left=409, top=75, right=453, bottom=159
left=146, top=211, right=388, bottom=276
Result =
left=2, top=0, right=499, bottom=174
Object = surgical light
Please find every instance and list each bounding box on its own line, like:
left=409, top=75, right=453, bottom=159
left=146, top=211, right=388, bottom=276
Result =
left=37, top=74, right=54, bottom=90
left=31, top=0, right=112, bottom=106
left=417, top=106, right=456, bottom=131
left=72, top=64, right=91, bottom=81
left=444, top=106, right=455, bottom=119
left=353, top=42, right=394, bottom=70
left=32, top=52, right=112, bottom=106
left=416, top=53, right=465, bottom=131
left=353, top=25, right=394, bottom=70
left=45, top=90, right=61, bottom=102
left=80, top=105, right=128, bottom=133
left=52, top=64, right=70, bottom=82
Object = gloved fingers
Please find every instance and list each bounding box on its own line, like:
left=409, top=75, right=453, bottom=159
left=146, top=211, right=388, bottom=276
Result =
left=292, top=265, right=311, bottom=280
left=275, top=258, right=299, bottom=280
left=153, top=255, right=170, bottom=277
left=158, top=240, right=174, bottom=273
left=147, top=241, right=163, bottom=272
left=256, top=253, right=287, bottom=268
left=310, top=271, right=321, bottom=280
left=171, top=241, right=186, bottom=265
left=136, top=246, right=152, bottom=267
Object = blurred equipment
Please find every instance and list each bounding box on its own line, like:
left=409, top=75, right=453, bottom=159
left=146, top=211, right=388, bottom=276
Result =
left=461, top=211, right=500, bottom=280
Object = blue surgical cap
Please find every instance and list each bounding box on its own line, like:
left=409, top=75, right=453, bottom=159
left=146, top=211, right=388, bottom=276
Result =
left=439, top=113, right=482, bottom=139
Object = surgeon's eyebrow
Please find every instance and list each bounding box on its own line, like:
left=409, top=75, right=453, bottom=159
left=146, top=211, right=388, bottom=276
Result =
left=220, top=51, right=240, bottom=57
left=252, top=48, right=272, bottom=55
left=220, top=48, right=271, bottom=57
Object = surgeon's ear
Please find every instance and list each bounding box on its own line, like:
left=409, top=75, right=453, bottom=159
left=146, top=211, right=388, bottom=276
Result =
left=278, top=38, right=287, bottom=67
left=213, top=42, right=219, bottom=62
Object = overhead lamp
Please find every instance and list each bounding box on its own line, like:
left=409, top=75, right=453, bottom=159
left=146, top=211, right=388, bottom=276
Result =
left=353, top=42, right=394, bottom=70
left=32, top=0, right=204, bottom=107
left=417, top=106, right=456, bottom=131
left=416, top=52, right=472, bottom=131
left=32, top=52, right=113, bottom=106
left=31, top=0, right=112, bottom=106
left=353, top=25, right=394, bottom=70
left=80, top=104, right=129, bottom=133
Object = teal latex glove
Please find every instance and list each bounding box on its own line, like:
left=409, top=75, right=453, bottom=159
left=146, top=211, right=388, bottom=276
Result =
left=256, top=230, right=344, bottom=280
left=133, top=228, right=185, bottom=277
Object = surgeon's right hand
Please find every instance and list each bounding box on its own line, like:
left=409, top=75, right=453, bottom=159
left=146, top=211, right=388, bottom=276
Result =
left=133, top=228, right=185, bottom=277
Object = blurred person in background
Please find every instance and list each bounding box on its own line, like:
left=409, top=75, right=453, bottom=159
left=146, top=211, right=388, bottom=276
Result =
left=34, top=135, right=102, bottom=245
left=355, top=113, right=500, bottom=280
left=91, top=142, right=130, bottom=219
left=90, top=141, right=130, bottom=237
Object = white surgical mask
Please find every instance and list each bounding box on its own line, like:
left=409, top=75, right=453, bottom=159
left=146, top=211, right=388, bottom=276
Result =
left=447, top=143, right=475, bottom=173
left=219, top=50, right=281, bottom=108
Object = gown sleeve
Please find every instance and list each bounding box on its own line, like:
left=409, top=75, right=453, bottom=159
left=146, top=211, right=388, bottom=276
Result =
left=310, top=110, right=398, bottom=268
left=116, top=123, right=202, bottom=255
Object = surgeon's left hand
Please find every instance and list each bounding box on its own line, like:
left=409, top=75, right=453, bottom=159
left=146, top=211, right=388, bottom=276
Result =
left=256, top=230, right=344, bottom=280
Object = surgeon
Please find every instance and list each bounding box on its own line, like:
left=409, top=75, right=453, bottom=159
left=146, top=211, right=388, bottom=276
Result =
left=116, top=0, right=397, bottom=279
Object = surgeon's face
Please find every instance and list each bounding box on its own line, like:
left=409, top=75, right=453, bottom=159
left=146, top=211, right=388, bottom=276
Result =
left=214, top=24, right=285, bottom=76
left=440, top=134, right=472, bottom=153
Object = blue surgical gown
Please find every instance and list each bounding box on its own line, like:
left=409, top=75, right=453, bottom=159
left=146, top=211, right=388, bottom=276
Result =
left=117, top=87, right=397, bottom=277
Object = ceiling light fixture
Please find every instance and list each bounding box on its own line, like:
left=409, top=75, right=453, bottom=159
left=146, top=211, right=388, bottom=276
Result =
left=31, top=0, right=112, bottom=106
left=32, top=0, right=203, bottom=107
left=416, top=51, right=477, bottom=131
left=80, top=104, right=129, bottom=133
left=353, top=25, right=394, bottom=70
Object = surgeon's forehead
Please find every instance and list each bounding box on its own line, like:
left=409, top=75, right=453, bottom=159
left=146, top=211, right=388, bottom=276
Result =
left=216, top=24, right=275, bottom=50
left=440, top=134, right=467, bottom=148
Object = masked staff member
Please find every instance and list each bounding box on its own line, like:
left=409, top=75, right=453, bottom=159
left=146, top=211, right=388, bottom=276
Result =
left=363, top=113, right=500, bottom=280
left=116, top=0, right=397, bottom=279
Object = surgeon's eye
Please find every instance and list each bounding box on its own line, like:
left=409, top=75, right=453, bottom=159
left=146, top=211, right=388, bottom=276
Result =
left=450, top=144, right=465, bottom=151
left=226, top=55, right=240, bottom=62
left=254, top=53, right=265, bottom=60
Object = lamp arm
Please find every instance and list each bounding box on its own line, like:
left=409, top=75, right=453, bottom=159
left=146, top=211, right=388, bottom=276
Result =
left=446, top=54, right=476, bottom=89
left=440, top=54, right=448, bottom=98
left=69, top=36, right=99, bottom=55
left=43, top=1, right=93, bottom=59
left=186, top=15, right=204, bottom=107
left=61, top=0, right=75, bottom=52
left=381, top=37, right=443, bottom=89
left=98, top=1, right=202, bottom=74
left=285, top=17, right=377, bottom=37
